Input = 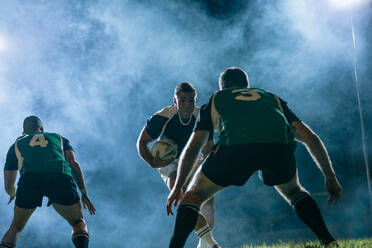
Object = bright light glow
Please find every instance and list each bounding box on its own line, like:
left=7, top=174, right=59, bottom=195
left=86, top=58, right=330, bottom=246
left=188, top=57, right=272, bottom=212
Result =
left=330, top=0, right=370, bottom=8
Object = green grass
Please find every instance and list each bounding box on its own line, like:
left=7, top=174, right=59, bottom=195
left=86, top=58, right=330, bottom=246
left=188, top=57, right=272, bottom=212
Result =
left=236, top=238, right=372, bottom=248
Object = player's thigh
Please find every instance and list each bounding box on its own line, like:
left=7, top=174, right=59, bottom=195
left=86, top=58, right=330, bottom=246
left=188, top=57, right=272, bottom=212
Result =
left=183, top=166, right=224, bottom=205
left=52, top=202, right=84, bottom=227
left=10, top=205, right=35, bottom=231
left=163, top=171, right=177, bottom=190
left=274, top=170, right=307, bottom=203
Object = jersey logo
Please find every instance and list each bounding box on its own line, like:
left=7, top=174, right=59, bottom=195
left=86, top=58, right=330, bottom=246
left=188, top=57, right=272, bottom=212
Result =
left=29, top=134, right=49, bottom=147
left=232, top=89, right=261, bottom=101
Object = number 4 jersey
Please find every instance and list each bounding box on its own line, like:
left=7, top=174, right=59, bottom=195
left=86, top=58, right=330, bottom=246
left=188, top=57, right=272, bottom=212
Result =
left=4, top=132, right=73, bottom=176
left=195, top=87, right=300, bottom=145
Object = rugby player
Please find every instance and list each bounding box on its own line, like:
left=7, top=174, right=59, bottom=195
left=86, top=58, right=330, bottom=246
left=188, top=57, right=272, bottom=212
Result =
left=137, top=82, right=220, bottom=248
left=166, top=68, right=342, bottom=248
left=1, top=116, right=95, bottom=248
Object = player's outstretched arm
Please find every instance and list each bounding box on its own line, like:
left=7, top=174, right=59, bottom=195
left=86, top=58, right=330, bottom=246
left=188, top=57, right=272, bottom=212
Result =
left=65, top=150, right=96, bottom=215
left=167, top=130, right=209, bottom=215
left=291, top=121, right=342, bottom=204
left=4, top=170, right=17, bottom=204
left=136, top=127, right=175, bottom=168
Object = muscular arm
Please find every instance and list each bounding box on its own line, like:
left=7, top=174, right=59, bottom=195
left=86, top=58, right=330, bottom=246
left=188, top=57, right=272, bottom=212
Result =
left=65, top=150, right=88, bottom=194
left=136, top=127, right=174, bottom=168
left=174, top=130, right=209, bottom=191
left=292, top=120, right=342, bottom=203
left=292, top=121, right=335, bottom=178
left=4, top=170, right=17, bottom=197
left=137, top=127, right=156, bottom=166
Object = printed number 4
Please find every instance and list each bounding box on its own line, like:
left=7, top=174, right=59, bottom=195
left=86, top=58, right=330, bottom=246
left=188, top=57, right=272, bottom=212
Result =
left=232, top=89, right=261, bottom=101
left=29, top=134, right=49, bottom=147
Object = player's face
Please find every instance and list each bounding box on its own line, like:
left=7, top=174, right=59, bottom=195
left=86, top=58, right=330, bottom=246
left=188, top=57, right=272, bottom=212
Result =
left=174, top=92, right=196, bottom=119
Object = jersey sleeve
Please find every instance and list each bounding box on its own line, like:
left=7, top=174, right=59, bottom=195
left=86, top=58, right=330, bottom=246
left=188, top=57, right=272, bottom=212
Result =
left=4, top=144, right=18, bottom=171
left=279, top=98, right=300, bottom=123
left=63, top=137, right=74, bottom=151
left=145, top=115, right=169, bottom=139
left=194, top=98, right=214, bottom=133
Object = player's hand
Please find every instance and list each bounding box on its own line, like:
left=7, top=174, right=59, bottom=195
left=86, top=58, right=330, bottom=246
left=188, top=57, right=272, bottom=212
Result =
left=7, top=187, right=16, bottom=205
left=166, top=186, right=183, bottom=216
left=150, top=151, right=176, bottom=168
left=81, top=193, right=96, bottom=215
left=325, top=176, right=342, bottom=204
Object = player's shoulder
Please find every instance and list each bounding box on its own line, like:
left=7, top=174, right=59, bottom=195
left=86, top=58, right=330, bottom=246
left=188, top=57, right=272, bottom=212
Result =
left=154, top=105, right=178, bottom=119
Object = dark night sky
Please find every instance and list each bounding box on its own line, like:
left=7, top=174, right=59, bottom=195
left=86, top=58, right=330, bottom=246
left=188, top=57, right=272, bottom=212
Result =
left=0, top=0, right=371, bottom=247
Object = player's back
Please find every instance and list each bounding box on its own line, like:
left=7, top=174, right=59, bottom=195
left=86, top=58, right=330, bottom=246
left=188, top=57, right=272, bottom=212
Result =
left=212, top=87, right=294, bottom=145
left=15, top=132, right=72, bottom=175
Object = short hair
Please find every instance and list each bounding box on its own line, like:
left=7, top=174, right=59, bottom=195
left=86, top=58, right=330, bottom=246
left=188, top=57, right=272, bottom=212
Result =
left=23, top=115, right=43, bottom=134
left=174, top=82, right=197, bottom=96
left=219, top=67, right=249, bottom=89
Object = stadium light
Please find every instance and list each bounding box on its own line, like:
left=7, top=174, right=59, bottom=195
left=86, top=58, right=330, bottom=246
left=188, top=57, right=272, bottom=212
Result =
left=330, top=0, right=372, bottom=214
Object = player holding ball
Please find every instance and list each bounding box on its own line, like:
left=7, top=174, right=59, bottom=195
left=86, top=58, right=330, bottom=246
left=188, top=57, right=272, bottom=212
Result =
left=137, top=82, right=220, bottom=248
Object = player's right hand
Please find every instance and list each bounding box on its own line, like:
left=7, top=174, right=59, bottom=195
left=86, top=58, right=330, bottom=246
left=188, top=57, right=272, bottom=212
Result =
left=81, top=193, right=96, bottom=215
left=166, top=186, right=183, bottom=216
left=149, top=151, right=176, bottom=168
left=325, top=176, right=342, bottom=204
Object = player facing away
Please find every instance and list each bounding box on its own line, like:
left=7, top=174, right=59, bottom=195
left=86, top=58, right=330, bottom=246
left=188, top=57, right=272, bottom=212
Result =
left=166, top=67, right=342, bottom=248
left=137, top=82, right=221, bottom=248
left=1, top=116, right=95, bottom=248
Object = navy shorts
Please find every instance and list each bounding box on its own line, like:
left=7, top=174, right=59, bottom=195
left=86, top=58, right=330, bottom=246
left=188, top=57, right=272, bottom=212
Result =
left=15, top=173, right=80, bottom=209
left=201, top=143, right=296, bottom=187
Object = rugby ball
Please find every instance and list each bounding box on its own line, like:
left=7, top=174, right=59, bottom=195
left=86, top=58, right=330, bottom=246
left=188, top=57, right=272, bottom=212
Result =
left=151, top=139, right=178, bottom=160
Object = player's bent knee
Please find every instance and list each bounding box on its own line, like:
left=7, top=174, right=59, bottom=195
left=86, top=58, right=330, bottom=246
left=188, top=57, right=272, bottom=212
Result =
left=182, top=191, right=207, bottom=206
left=72, top=219, right=88, bottom=234
left=72, top=219, right=89, bottom=248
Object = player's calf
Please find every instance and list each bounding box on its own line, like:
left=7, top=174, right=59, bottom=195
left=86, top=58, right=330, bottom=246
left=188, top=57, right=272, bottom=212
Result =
left=72, top=219, right=89, bottom=248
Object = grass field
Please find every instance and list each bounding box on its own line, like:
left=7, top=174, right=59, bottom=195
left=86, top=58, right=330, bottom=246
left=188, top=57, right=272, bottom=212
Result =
left=237, top=238, right=372, bottom=248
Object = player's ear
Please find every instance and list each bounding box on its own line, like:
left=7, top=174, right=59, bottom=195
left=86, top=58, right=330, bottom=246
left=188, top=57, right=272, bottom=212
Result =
left=173, top=97, right=177, bottom=106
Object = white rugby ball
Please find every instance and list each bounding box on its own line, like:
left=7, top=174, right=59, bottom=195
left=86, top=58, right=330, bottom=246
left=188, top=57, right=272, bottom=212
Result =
left=151, top=139, right=178, bottom=160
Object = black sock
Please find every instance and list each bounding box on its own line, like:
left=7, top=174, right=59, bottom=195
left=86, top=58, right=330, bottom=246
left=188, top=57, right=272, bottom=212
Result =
left=169, top=204, right=199, bottom=248
left=292, top=192, right=335, bottom=245
left=72, top=232, right=89, bottom=248
left=0, top=243, right=15, bottom=248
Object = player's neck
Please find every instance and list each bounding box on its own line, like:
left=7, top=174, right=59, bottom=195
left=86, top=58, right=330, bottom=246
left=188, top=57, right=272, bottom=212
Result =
left=177, top=112, right=192, bottom=125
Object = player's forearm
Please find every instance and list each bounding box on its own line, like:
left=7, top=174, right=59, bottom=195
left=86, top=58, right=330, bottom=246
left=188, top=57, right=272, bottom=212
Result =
left=137, top=142, right=154, bottom=166
left=175, top=147, right=200, bottom=189
left=304, top=135, right=336, bottom=179
left=70, top=162, right=88, bottom=193
left=4, top=170, right=17, bottom=196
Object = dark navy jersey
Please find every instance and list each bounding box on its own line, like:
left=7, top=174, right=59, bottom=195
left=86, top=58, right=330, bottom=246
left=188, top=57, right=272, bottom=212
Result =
left=195, top=88, right=300, bottom=145
left=4, top=135, right=73, bottom=171
left=145, top=106, right=212, bottom=157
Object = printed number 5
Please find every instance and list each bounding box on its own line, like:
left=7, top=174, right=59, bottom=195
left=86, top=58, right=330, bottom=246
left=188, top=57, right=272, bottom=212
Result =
left=232, top=89, right=261, bottom=101
left=29, top=134, right=49, bottom=147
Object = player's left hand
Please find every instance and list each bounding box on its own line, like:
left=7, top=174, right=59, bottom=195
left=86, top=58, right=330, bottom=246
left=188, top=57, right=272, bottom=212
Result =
left=7, top=187, right=16, bottom=205
left=81, top=193, right=96, bottom=215
left=166, top=186, right=183, bottom=216
left=325, top=176, right=342, bottom=205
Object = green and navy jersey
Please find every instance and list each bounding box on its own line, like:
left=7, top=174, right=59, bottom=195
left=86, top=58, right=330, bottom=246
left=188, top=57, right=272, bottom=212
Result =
left=4, top=132, right=73, bottom=176
left=145, top=106, right=212, bottom=158
left=195, top=87, right=300, bottom=145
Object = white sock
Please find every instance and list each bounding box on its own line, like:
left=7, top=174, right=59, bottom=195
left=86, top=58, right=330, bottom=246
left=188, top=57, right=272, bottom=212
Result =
left=198, top=238, right=209, bottom=248
left=195, top=225, right=218, bottom=247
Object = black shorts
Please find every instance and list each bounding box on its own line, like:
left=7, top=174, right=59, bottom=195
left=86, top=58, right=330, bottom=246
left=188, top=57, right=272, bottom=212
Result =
left=16, top=173, right=80, bottom=209
left=201, top=143, right=296, bottom=187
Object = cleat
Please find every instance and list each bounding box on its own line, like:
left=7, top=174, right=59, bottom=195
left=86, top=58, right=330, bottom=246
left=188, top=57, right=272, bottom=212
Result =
left=325, top=241, right=339, bottom=247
